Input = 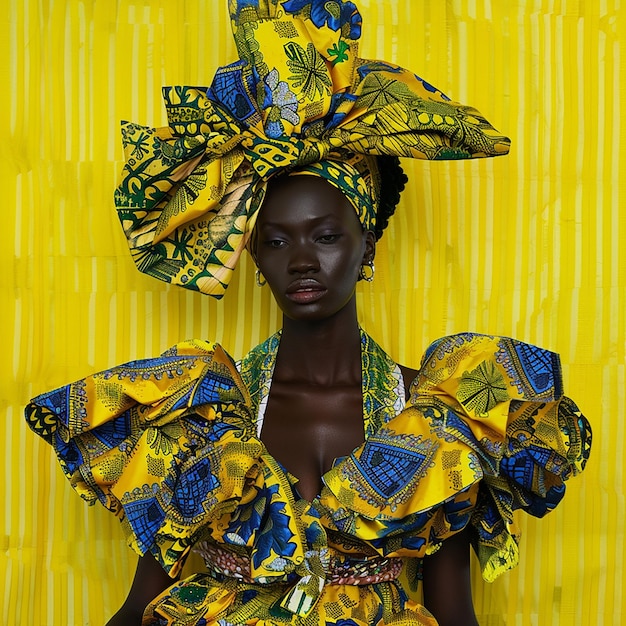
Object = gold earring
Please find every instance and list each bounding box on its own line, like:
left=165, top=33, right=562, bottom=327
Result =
left=359, top=261, right=375, bottom=282
left=255, top=269, right=267, bottom=287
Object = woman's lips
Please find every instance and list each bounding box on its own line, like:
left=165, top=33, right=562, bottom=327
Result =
left=285, top=279, right=327, bottom=304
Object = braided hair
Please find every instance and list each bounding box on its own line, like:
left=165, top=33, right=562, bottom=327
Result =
left=373, top=155, right=408, bottom=241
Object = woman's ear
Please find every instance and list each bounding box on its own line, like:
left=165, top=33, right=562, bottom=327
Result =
left=363, top=230, right=376, bottom=264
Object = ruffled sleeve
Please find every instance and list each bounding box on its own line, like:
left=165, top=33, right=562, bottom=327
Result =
left=24, top=341, right=263, bottom=577
left=321, top=333, right=591, bottom=582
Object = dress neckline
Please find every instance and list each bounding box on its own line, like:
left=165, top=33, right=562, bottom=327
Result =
left=241, top=328, right=406, bottom=439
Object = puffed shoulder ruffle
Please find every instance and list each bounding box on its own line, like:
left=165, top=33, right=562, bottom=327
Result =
left=24, top=341, right=264, bottom=576
left=321, top=333, right=591, bottom=581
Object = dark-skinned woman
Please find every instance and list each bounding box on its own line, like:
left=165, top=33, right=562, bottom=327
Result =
left=25, top=1, right=591, bottom=624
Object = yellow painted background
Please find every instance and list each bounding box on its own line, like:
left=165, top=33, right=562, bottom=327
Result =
left=2, top=1, right=622, bottom=624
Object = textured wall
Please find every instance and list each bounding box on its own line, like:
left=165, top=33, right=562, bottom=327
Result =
left=2, top=1, right=622, bottom=624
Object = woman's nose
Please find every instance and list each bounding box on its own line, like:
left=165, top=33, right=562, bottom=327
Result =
left=287, top=243, right=319, bottom=274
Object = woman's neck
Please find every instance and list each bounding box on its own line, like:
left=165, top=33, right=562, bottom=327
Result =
left=275, top=301, right=362, bottom=386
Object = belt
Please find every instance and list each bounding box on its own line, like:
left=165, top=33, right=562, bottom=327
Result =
left=193, top=541, right=403, bottom=586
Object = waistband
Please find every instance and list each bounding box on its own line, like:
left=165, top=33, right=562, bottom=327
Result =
left=193, top=541, right=403, bottom=587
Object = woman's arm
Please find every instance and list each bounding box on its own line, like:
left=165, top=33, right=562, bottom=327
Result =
left=106, top=552, right=175, bottom=626
left=421, top=528, right=480, bottom=626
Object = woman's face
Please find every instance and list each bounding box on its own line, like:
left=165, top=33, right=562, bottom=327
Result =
left=253, top=175, right=375, bottom=322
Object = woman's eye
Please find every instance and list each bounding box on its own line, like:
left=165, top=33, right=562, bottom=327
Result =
left=318, top=233, right=341, bottom=243
left=265, top=239, right=286, bottom=248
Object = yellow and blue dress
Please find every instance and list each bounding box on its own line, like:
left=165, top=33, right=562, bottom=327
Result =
left=25, top=331, right=590, bottom=625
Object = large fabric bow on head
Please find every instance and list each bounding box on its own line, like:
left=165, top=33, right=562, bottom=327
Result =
left=114, top=0, right=511, bottom=297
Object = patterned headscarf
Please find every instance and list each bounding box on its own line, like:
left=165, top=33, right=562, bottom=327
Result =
left=114, top=0, right=510, bottom=297
left=288, top=154, right=380, bottom=232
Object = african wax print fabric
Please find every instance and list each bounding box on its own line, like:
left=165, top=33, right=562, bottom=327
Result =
left=288, top=154, right=382, bottom=233
left=114, top=0, right=511, bottom=297
left=24, top=332, right=590, bottom=624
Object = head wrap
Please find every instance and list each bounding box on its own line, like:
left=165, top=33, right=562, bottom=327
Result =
left=285, top=154, right=380, bottom=232
left=114, top=0, right=510, bottom=298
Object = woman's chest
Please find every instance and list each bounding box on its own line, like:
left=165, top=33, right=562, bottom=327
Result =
left=260, top=382, right=365, bottom=501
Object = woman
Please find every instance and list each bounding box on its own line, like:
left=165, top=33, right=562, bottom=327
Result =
left=25, top=1, right=590, bottom=624
left=104, top=160, right=483, bottom=625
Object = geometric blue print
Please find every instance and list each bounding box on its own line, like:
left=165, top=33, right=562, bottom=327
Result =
left=354, top=441, right=428, bottom=499
left=55, top=435, right=84, bottom=474
left=125, top=495, right=165, bottom=552
left=172, top=372, right=235, bottom=410
left=92, top=411, right=132, bottom=448
left=37, top=386, right=71, bottom=426
left=445, top=411, right=475, bottom=444
left=514, top=342, right=555, bottom=394
left=193, top=373, right=235, bottom=405
left=500, top=453, right=535, bottom=490
left=171, top=460, right=218, bottom=518
left=209, top=61, right=256, bottom=122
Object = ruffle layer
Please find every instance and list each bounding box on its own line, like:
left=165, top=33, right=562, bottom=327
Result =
left=25, top=341, right=263, bottom=576
left=322, top=333, right=591, bottom=581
